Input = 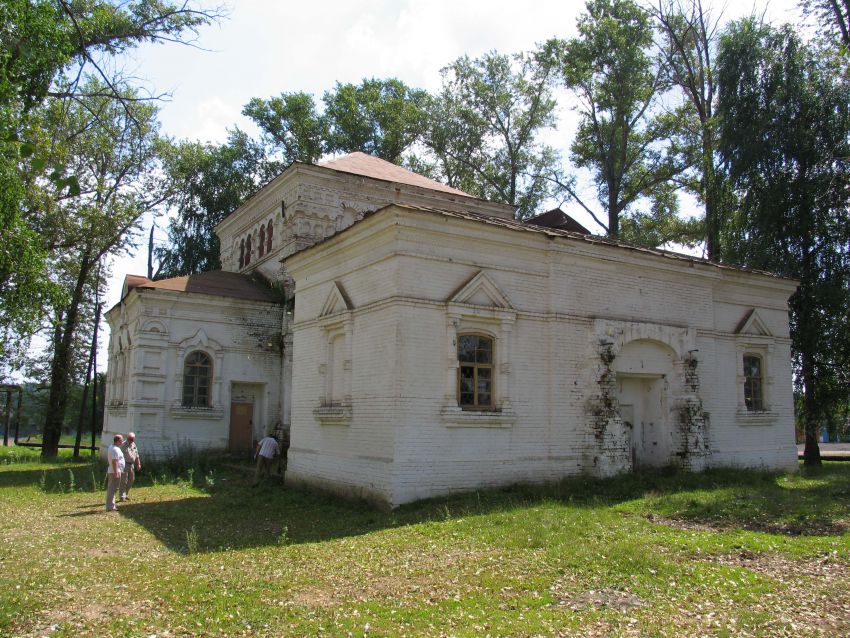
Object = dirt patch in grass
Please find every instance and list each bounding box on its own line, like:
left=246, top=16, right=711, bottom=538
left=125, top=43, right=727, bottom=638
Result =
left=18, top=588, right=159, bottom=637
left=652, top=513, right=849, bottom=536
left=550, top=576, right=643, bottom=612
left=704, top=550, right=849, bottom=584
left=696, top=551, right=850, bottom=637
left=291, top=586, right=338, bottom=607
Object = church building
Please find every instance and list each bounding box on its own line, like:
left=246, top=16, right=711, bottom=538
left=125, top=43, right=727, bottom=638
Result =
left=103, top=152, right=799, bottom=508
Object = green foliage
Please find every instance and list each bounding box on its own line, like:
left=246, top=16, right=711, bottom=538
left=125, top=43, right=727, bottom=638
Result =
left=0, top=0, right=218, bottom=366
left=619, top=182, right=704, bottom=249
left=0, top=151, right=61, bottom=367
left=800, top=0, right=850, bottom=55
left=323, top=78, right=430, bottom=163
left=246, top=78, right=430, bottom=165
left=155, top=130, right=278, bottom=278
left=0, top=1, right=71, bottom=110
left=717, top=19, right=850, bottom=463
left=653, top=0, right=727, bottom=260
left=424, top=52, right=559, bottom=218
left=242, top=91, right=325, bottom=164
left=544, top=0, right=687, bottom=239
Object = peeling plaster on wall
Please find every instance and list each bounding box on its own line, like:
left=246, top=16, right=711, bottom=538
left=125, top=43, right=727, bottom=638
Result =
left=583, top=319, right=712, bottom=476
left=677, top=352, right=710, bottom=471
left=585, top=335, right=631, bottom=477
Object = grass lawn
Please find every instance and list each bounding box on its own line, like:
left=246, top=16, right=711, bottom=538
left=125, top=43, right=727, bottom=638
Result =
left=1, top=448, right=848, bottom=637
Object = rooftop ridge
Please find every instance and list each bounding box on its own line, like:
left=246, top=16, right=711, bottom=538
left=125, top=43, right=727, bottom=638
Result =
left=317, top=151, right=471, bottom=197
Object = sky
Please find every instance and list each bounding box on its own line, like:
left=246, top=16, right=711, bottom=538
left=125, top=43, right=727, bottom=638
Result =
left=91, top=0, right=802, bottom=372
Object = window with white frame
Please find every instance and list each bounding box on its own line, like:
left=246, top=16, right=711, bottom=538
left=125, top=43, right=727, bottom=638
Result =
left=457, top=334, right=495, bottom=409
left=743, top=354, right=764, bottom=412
left=182, top=351, right=212, bottom=407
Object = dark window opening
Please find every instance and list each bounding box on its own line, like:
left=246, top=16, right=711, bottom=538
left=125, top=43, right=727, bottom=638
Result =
left=266, top=219, right=273, bottom=253
left=743, top=354, right=764, bottom=411
left=457, top=334, right=494, bottom=409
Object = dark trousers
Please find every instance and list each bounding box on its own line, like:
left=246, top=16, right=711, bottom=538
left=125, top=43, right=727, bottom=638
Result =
left=254, top=455, right=274, bottom=483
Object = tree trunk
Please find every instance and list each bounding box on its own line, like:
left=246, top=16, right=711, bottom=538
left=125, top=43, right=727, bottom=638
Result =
left=801, top=350, right=822, bottom=466
left=90, top=310, right=101, bottom=456
left=147, top=223, right=155, bottom=279
left=72, top=301, right=100, bottom=458
left=13, top=387, right=22, bottom=444
left=608, top=190, right=619, bottom=239
left=41, top=253, right=92, bottom=459
left=2, top=390, right=11, bottom=447
left=702, top=127, right=719, bottom=261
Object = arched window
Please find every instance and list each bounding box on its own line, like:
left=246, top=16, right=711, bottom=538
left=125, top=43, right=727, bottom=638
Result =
left=238, top=239, right=245, bottom=269
left=258, top=224, right=266, bottom=258
left=245, top=234, right=252, bottom=265
left=457, top=334, right=494, bottom=409
left=266, top=219, right=273, bottom=253
left=743, top=354, right=764, bottom=411
left=183, top=351, right=212, bottom=407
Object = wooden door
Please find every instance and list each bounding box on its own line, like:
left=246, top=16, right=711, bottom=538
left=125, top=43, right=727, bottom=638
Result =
left=229, top=402, right=254, bottom=453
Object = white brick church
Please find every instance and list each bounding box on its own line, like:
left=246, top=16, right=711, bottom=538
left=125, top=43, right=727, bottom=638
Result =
left=103, top=152, right=799, bottom=507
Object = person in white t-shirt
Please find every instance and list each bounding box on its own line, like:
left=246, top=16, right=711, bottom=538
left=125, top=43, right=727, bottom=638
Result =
left=253, top=434, right=280, bottom=486
left=105, top=434, right=126, bottom=511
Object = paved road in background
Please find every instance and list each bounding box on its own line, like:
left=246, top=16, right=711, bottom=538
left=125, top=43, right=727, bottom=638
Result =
left=798, top=442, right=850, bottom=459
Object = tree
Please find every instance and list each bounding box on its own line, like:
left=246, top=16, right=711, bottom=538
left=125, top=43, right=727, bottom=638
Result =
left=653, top=0, right=727, bottom=260
left=35, top=78, right=169, bottom=458
left=717, top=19, right=850, bottom=465
left=543, top=0, right=686, bottom=239
left=0, top=0, right=220, bottom=369
left=801, top=0, right=850, bottom=53
left=322, top=78, right=429, bottom=163
left=242, top=92, right=326, bottom=164
left=423, top=51, right=559, bottom=219
left=245, top=79, right=429, bottom=166
left=155, top=129, right=279, bottom=278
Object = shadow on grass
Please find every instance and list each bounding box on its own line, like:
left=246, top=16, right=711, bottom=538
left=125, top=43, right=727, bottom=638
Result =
left=0, top=464, right=102, bottom=490
left=114, top=462, right=850, bottom=553
left=3, top=458, right=849, bottom=553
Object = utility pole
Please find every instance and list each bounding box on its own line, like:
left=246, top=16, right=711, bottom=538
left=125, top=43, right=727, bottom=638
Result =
left=2, top=388, right=10, bottom=447
left=13, top=387, right=22, bottom=445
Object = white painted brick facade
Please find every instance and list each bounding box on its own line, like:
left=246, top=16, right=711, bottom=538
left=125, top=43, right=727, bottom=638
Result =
left=102, top=291, right=284, bottom=460
left=286, top=207, right=798, bottom=508
left=105, top=155, right=798, bottom=508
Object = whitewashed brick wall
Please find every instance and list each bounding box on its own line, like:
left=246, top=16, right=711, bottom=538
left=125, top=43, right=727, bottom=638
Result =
left=286, top=206, right=798, bottom=508
left=102, top=291, right=284, bottom=460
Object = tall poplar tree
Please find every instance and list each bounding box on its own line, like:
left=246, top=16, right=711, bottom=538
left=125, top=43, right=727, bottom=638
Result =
left=717, top=19, right=850, bottom=465
left=654, top=0, right=727, bottom=259
left=155, top=130, right=277, bottom=278
left=423, top=51, right=559, bottom=219
left=0, top=0, right=220, bottom=370
left=543, top=0, right=686, bottom=239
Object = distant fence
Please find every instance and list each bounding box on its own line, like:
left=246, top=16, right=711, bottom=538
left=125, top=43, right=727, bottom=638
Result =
left=14, top=441, right=99, bottom=451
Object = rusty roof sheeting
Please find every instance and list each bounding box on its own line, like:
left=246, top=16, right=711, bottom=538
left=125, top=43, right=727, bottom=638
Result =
left=526, top=208, right=591, bottom=234
left=128, top=270, right=280, bottom=303
left=318, top=152, right=471, bottom=197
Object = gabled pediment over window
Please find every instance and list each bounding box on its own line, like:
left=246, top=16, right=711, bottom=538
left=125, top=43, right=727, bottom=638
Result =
left=319, top=281, right=353, bottom=318
left=448, top=271, right=512, bottom=309
left=179, top=328, right=222, bottom=351
left=735, top=309, right=772, bottom=337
